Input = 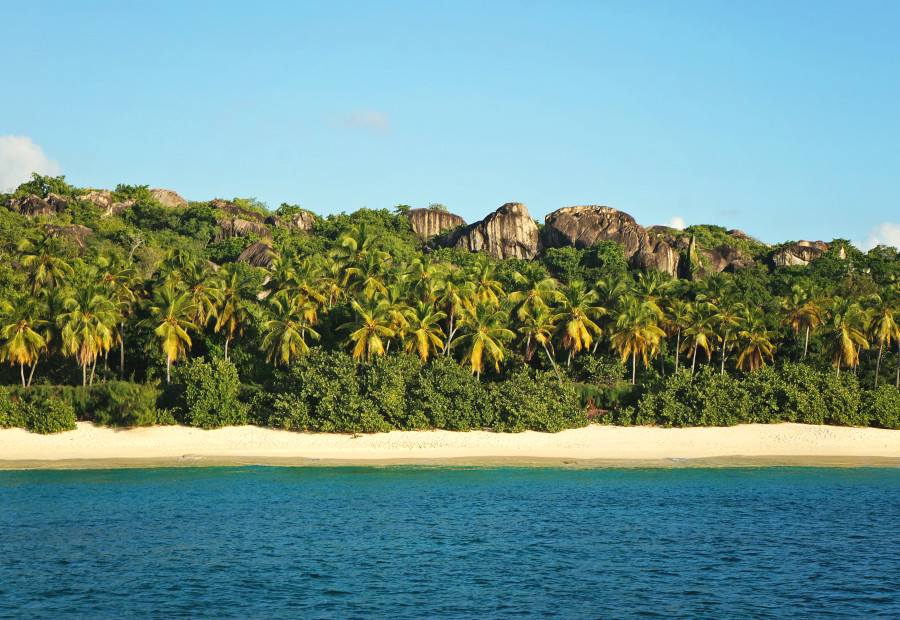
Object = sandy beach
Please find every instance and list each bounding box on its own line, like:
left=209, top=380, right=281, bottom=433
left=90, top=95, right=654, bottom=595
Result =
left=0, top=422, right=898, bottom=468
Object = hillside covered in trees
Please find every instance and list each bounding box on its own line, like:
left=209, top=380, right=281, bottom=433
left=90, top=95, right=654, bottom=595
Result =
left=2, top=173, right=900, bottom=434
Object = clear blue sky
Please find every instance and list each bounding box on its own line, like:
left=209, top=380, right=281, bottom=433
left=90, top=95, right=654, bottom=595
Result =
left=2, top=1, right=899, bottom=248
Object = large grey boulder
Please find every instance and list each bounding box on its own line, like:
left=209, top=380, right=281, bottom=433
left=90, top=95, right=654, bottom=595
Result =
left=45, top=224, right=93, bottom=251
left=216, top=218, right=273, bottom=242
left=7, top=194, right=57, bottom=218
left=237, top=241, right=279, bottom=269
left=544, top=205, right=679, bottom=276
left=150, top=188, right=189, bottom=208
left=441, top=202, right=540, bottom=260
left=406, top=208, right=466, bottom=239
left=772, top=241, right=836, bottom=267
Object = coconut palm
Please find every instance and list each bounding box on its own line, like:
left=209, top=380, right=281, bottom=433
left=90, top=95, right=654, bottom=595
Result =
left=59, top=286, right=119, bottom=386
left=824, top=297, right=870, bottom=377
left=341, top=297, right=396, bottom=362
left=453, top=301, right=514, bottom=380
left=346, top=249, right=391, bottom=300
left=261, top=296, right=321, bottom=367
left=143, top=284, right=197, bottom=384
left=553, top=280, right=604, bottom=367
left=402, top=301, right=446, bottom=362
left=469, top=260, right=505, bottom=305
left=215, top=263, right=256, bottom=362
left=508, top=262, right=563, bottom=322
left=100, top=256, right=142, bottom=380
left=713, top=297, right=746, bottom=374
left=519, top=304, right=561, bottom=381
left=779, top=284, right=824, bottom=360
left=736, top=306, right=776, bottom=371
left=681, top=302, right=719, bottom=375
left=436, top=268, right=475, bottom=355
left=591, top=274, right=629, bottom=353
left=610, top=295, right=665, bottom=384
left=0, top=294, right=48, bottom=387
left=866, top=290, right=900, bottom=388
left=663, top=298, right=693, bottom=374
left=180, top=261, right=223, bottom=329
left=18, top=231, right=74, bottom=293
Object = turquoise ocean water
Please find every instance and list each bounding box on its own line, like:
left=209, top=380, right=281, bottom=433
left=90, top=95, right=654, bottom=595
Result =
left=1, top=466, right=899, bottom=618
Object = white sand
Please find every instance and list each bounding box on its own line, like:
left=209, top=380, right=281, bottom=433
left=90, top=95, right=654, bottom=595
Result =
left=0, top=422, right=898, bottom=468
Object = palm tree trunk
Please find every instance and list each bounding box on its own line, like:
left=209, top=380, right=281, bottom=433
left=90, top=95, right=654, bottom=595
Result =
left=804, top=325, right=810, bottom=359
left=720, top=342, right=726, bottom=375
left=567, top=350, right=572, bottom=368
left=89, top=357, right=98, bottom=386
left=20, top=363, right=26, bottom=388
left=542, top=342, right=561, bottom=382
left=675, top=330, right=681, bottom=374
left=82, top=363, right=87, bottom=387
left=27, top=360, right=38, bottom=387
left=691, top=346, right=698, bottom=376
left=524, top=335, right=531, bottom=366
left=632, top=352, right=636, bottom=385
left=120, top=322, right=125, bottom=380
left=659, top=340, right=665, bottom=376
left=225, top=336, right=230, bottom=362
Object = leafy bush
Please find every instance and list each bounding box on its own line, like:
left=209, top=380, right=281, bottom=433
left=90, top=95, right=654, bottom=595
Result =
left=81, top=382, right=160, bottom=427
left=408, top=356, right=494, bottom=431
left=862, top=385, right=900, bottom=430
left=491, top=369, right=586, bottom=433
left=24, top=399, right=77, bottom=434
left=176, top=358, right=248, bottom=429
left=0, top=386, right=25, bottom=428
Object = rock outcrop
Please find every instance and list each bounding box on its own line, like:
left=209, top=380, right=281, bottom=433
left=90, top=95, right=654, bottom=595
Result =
left=406, top=208, right=466, bottom=239
left=265, top=211, right=316, bottom=232
left=210, top=198, right=267, bottom=223
left=237, top=241, right=279, bottom=269
left=150, top=188, right=189, bottom=208
left=441, top=202, right=540, bottom=260
left=543, top=206, right=679, bottom=276
left=771, top=241, right=836, bottom=267
left=7, top=194, right=58, bottom=218
left=45, top=224, right=93, bottom=251
left=77, top=189, right=135, bottom=217
left=216, top=218, right=273, bottom=242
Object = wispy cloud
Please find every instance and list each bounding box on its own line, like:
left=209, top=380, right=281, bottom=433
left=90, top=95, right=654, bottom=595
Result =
left=666, top=216, right=686, bottom=230
left=328, top=108, right=391, bottom=133
left=0, top=135, right=60, bottom=192
left=858, top=222, right=900, bottom=251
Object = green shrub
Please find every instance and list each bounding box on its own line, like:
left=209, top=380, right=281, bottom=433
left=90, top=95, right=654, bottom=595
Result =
left=862, top=385, right=900, bottom=430
left=85, top=382, right=161, bottom=427
left=408, top=356, right=494, bottom=431
left=24, top=399, right=77, bottom=434
left=176, top=358, right=248, bottom=429
left=0, top=386, right=25, bottom=428
left=491, top=369, right=586, bottom=433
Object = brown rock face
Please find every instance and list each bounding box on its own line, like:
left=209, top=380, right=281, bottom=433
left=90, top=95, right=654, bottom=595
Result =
left=267, top=211, right=316, bottom=232
left=405, top=208, right=466, bottom=239
left=45, top=224, right=93, bottom=251
left=772, top=241, right=831, bottom=267
left=544, top=206, right=679, bottom=276
left=216, top=218, right=273, bottom=242
left=441, top=202, right=540, bottom=260
left=237, top=241, right=279, bottom=269
left=76, top=189, right=136, bottom=218
left=150, top=188, right=189, bottom=208
left=46, top=193, right=69, bottom=212
left=210, top=198, right=268, bottom=223
left=8, top=194, right=58, bottom=218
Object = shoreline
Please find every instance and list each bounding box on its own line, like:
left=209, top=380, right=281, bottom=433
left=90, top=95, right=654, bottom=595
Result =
left=1, top=422, right=899, bottom=469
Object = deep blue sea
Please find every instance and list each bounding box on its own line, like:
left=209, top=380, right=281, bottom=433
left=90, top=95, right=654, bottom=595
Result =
left=1, top=466, right=899, bottom=619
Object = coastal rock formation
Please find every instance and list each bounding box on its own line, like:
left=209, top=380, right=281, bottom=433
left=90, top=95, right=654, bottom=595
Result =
left=45, top=224, right=93, bottom=251
left=406, top=208, right=466, bottom=239
left=210, top=198, right=268, bottom=223
left=772, top=241, right=835, bottom=267
left=265, top=211, right=316, bottom=232
left=441, top=202, right=540, bottom=260
left=77, top=189, right=135, bottom=218
left=216, top=218, right=273, bottom=242
left=237, top=241, right=279, bottom=269
left=7, top=194, right=58, bottom=218
left=543, top=206, right=679, bottom=276
left=150, top=188, right=189, bottom=208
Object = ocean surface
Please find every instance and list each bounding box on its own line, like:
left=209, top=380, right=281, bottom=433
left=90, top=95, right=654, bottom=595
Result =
left=1, top=466, right=899, bottom=619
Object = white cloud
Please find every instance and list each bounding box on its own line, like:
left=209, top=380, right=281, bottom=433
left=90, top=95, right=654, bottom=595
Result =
left=328, top=108, right=391, bottom=133
left=858, top=222, right=900, bottom=252
left=0, top=135, right=60, bottom=192
left=666, top=216, right=686, bottom=230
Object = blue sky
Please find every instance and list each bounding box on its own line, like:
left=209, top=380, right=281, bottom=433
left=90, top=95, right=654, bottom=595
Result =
left=2, top=1, right=899, bottom=248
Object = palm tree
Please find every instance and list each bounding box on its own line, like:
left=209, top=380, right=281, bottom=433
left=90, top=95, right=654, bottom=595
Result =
left=180, top=261, right=223, bottom=329
left=553, top=280, right=603, bottom=367
left=59, top=286, right=118, bottom=386
left=408, top=256, right=445, bottom=304
left=713, top=297, right=746, bottom=375
left=341, top=297, right=396, bottom=362
left=469, top=259, right=505, bottom=305
left=261, top=296, right=321, bottom=367
left=866, top=290, right=900, bottom=388
left=663, top=298, right=693, bottom=374
left=681, top=302, right=719, bottom=375
left=736, top=306, right=776, bottom=371
left=591, top=274, right=629, bottom=353
left=346, top=249, right=391, bottom=300
left=824, top=297, right=870, bottom=377
left=143, top=284, right=197, bottom=384
left=779, top=284, right=824, bottom=360
left=519, top=305, right=561, bottom=381
left=0, top=294, right=48, bottom=387
left=610, top=295, right=665, bottom=384
left=215, top=263, right=256, bottom=362
left=508, top=262, right=563, bottom=322
left=453, top=301, right=514, bottom=380
left=100, top=256, right=142, bottom=380
left=402, top=301, right=446, bottom=362
left=18, top=231, right=74, bottom=293
left=436, top=268, right=475, bottom=356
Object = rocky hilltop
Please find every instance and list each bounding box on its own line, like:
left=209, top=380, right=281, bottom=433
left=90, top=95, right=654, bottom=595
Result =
left=441, top=202, right=540, bottom=260
left=543, top=206, right=680, bottom=277
left=406, top=208, right=466, bottom=240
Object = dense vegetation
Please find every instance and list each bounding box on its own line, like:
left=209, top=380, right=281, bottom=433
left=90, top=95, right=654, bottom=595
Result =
left=2, top=173, right=900, bottom=433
